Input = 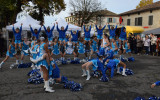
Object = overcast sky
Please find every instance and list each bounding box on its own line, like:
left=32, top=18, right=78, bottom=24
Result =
left=44, top=0, right=160, bottom=25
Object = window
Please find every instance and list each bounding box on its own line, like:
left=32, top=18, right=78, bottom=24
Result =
left=135, top=17, right=142, bottom=26
left=127, top=19, right=131, bottom=25
left=109, top=18, right=112, bottom=22
left=148, top=16, right=153, bottom=25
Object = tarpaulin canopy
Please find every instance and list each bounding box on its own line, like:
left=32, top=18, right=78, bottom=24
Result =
left=6, top=15, right=42, bottom=31
left=56, top=18, right=81, bottom=31
left=142, top=28, right=160, bottom=35
left=126, top=26, right=144, bottom=37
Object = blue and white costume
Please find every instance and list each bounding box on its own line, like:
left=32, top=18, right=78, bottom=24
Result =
left=32, top=44, right=39, bottom=59
left=105, top=59, right=120, bottom=78
left=66, top=42, right=74, bottom=54
left=111, top=42, right=118, bottom=55
left=91, top=40, right=98, bottom=52
left=30, top=27, right=41, bottom=40
left=89, top=59, right=98, bottom=71
left=12, top=26, right=22, bottom=44
left=96, top=25, right=106, bottom=40
left=36, top=43, right=49, bottom=69
left=43, top=26, right=55, bottom=41
left=78, top=42, right=85, bottom=54
left=49, top=61, right=60, bottom=78
left=116, top=40, right=120, bottom=49
left=119, top=27, right=127, bottom=41
left=21, top=42, right=29, bottom=56
left=57, top=25, right=68, bottom=42
left=84, top=25, right=91, bottom=41
left=71, top=31, right=78, bottom=43
left=105, top=49, right=114, bottom=59
left=31, top=41, right=36, bottom=48
left=52, top=43, right=60, bottom=55
left=108, top=25, right=117, bottom=39
left=125, top=42, right=131, bottom=53
left=6, top=44, right=16, bottom=57
left=155, top=81, right=160, bottom=86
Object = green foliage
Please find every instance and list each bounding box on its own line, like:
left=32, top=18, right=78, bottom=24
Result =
left=136, top=0, right=153, bottom=9
left=0, top=0, right=66, bottom=28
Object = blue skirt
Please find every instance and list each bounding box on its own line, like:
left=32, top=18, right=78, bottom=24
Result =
left=90, top=59, right=98, bottom=71
left=114, top=50, right=118, bottom=55
left=52, top=49, right=60, bottom=55
left=126, top=49, right=131, bottom=53
left=92, top=46, right=97, bottom=52
left=97, top=35, right=103, bottom=40
left=113, top=59, right=120, bottom=66
left=6, top=51, right=15, bottom=57
left=85, top=38, right=90, bottom=41
left=32, top=54, right=37, bottom=59
left=78, top=49, right=85, bottom=54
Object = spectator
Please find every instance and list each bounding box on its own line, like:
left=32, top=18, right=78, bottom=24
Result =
left=133, top=35, right=137, bottom=54
left=156, top=38, right=160, bottom=56
left=144, top=35, right=150, bottom=55
left=136, top=35, right=143, bottom=55
left=150, top=33, right=157, bottom=56
left=129, top=34, right=134, bottom=53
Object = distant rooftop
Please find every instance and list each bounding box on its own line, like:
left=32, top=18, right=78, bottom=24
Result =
left=119, top=1, right=160, bottom=16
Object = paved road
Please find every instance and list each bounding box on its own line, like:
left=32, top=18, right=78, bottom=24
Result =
left=0, top=54, right=160, bottom=100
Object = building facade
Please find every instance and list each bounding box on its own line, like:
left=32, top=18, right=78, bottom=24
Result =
left=119, top=1, right=160, bottom=31
left=65, top=10, right=121, bottom=30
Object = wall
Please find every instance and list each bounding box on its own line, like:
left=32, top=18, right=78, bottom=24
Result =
left=121, top=9, right=160, bottom=31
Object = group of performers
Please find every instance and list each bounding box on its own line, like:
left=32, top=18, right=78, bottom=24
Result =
left=0, top=22, right=132, bottom=92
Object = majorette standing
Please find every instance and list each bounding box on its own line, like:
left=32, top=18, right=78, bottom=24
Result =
left=21, top=37, right=31, bottom=64
left=51, top=38, right=60, bottom=56
left=0, top=39, right=19, bottom=68
left=12, top=23, right=23, bottom=51
left=29, top=24, right=42, bottom=40
left=83, top=23, right=92, bottom=60
left=107, top=23, right=117, bottom=40
left=56, top=22, right=69, bottom=43
left=95, top=22, right=106, bottom=49
left=89, top=36, right=98, bottom=59
left=43, top=23, right=55, bottom=42
left=65, top=37, right=77, bottom=60
left=30, top=33, right=55, bottom=92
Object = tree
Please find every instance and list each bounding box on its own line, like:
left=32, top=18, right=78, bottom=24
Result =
left=0, top=0, right=66, bottom=28
left=136, top=0, right=153, bottom=9
left=69, top=0, right=102, bottom=27
left=26, top=0, right=66, bottom=22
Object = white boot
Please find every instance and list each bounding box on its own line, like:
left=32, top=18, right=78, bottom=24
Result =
left=117, top=67, right=121, bottom=74
left=0, top=62, right=4, bottom=68
left=31, top=63, right=35, bottom=69
left=44, top=79, right=53, bottom=89
left=45, top=81, right=55, bottom=93
left=16, top=60, right=19, bottom=65
left=23, top=49, right=29, bottom=53
left=81, top=69, right=87, bottom=77
left=40, top=71, right=43, bottom=78
left=30, top=57, right=43, bottom=63
left=21, top=60, right=23, bottom=64
left=122, top=68, right=127, bottom=76
left=86, top=70, right=91, bottom=81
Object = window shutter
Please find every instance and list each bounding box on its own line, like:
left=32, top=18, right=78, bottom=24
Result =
left=107, top=18, right=109, bottom=23
left=113, top=18, right=116, bottom=23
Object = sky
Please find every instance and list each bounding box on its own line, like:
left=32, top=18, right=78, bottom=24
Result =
left=44, top=0, right=160, bottom=25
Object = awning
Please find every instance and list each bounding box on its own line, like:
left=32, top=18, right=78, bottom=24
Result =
left=142, top=28, right=160, bottom=35
left=126, top=26, right=144, bottom=34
